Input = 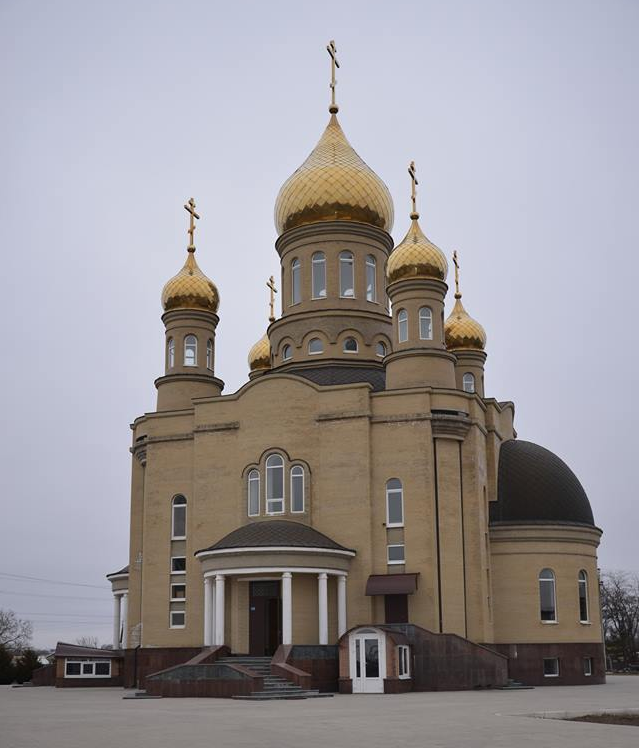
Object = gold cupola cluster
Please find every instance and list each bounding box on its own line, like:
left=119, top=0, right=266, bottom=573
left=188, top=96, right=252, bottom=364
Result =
left=444, top=252, right=486, bottom=351
left=386, top=162, right=448, bottom=283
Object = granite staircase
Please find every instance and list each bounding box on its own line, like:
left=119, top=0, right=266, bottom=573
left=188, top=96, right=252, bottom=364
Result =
left=219, top=656, right=332, bottom=700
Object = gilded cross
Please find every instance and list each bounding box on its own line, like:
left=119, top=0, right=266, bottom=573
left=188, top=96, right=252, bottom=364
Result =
left=184, top=197, right=200, bottom=250
left=267, top=275, right=278, bottom=322
left=453, top=250, right=461, bottom=298
left=408, top=161, right=419, bottom=218
left=327, top=40, right=340, bottom=113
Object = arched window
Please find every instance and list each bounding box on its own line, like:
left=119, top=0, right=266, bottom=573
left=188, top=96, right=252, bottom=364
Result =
left=419, top=307, right=432, bottom=340
left=290, top=466, right=304, bottom=513
left=184, top=335, right=197, bottom=367
left=247, top=470, right=260, bottom=517
left=376, top=341, right=387, bottom=358
left=167, top=338, right=175, bottom=369
left=282, top=344, right=292, bottom=361
left=398, top=309, right=408, bottom=343
left=539, top=569, right=556, bottom=621
left=171, top=495, right=187, bottom=539
left=462, top=373, right=475, bottom=393
left=291, top=258, right=301, bottom=305
left=266, top=454, right=284, bottom=514
left=386, top=479, right=404, bottom=527
left=206, top=339, right=214, bottom=370
left=339, top=251, right=355, bottom=297
left=343, top=337, right=358, bottom=353
left=578, top=570, right=589, bottom=622
left=366, top=255, right=377, bottom=302
left=312, top=252, right=326, bottom=299
left=308, top=338, right=323, bottom=355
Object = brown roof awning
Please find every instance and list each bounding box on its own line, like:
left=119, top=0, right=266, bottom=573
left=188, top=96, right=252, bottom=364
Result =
left=365, top=573, right=419, bottom=596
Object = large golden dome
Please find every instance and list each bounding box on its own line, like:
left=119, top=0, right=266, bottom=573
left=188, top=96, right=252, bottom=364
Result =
left=445, top=296, right=486, bottom=351
left=161, top=250, right=220, bottom=313
left=248, top=333, right=271, bottom=372
left=387, top=217, right=448, bottom=283
left=274, top=114, right=394, bottom=235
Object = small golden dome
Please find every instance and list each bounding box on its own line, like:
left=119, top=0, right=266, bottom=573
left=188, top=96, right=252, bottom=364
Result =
left=161, top=250, right=220, bottom=313
left=445, top=296, right=487, bottom=351
left=248, top=333, right=271, bottom=372
left=274, top=114, right=394, bottom=235
left=387, top=217, right=448, bottom=283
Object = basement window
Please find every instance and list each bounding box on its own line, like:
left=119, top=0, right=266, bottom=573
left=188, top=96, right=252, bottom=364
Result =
left=543, top=657, right=559, bottom=677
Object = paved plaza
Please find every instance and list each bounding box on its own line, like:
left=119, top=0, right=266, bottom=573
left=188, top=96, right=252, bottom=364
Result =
left=1, top=676, right=638, bottom=748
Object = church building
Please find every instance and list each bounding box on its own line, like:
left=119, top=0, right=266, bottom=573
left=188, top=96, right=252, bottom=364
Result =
left=96, top=44, right=604, bottom=697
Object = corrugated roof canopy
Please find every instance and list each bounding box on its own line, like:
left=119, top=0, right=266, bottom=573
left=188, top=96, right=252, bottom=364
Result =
left=365, top=573, right=419, bottom=596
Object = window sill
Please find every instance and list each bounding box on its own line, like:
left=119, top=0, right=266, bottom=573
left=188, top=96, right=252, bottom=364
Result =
left=170, top=570, right=186, bottom=576
left=169, top=625, right=185, bottom=630
left=387, top=560, right=406, bottom=566
left=541, top=620, right=558, bottom=625
left=170, top=598, right=186, bottom=603
left=171, top=536, right=187, bottom=541
left=579, top=621, right=592, bottom=625
left=398, top=674, right=411, bottom=680
left=543, top=674, right=559, bottom=678
left=386, top=523, right=404, bottom=529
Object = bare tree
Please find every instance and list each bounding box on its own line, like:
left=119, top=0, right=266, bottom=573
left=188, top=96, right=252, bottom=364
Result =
left=75, top=636, right=100, bottom=648
left=600, top=570, right=639, bottom=669
left=0, top=609, right=33, bottom=652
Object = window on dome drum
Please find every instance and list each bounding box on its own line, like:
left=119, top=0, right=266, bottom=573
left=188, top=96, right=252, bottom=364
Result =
left=312, top=252, right=327, bottom=298
left=366, top=255, right=377, bottom=302
left=170, top=556, right=186, bottom=574
left=167, top=338, right=175, bottom=369
left=543, top=657, right=559, bottom=677
left=266, top=454, right=285, bottom=514
left=248, top=469, right=260, bottom=516
left=65, top=660, right=111, bottom=678
left=387, top=544, right=405, bottom=565
left=170, top=583, right=186, bottom=601
left=206, top=339, right=214, bottom=370
left=171, top=495, right=187, bottom=539
left=308, top=338, right=323, bottom=355
left=398, top=309, right=408, bottom=343
left=282, top=344, right=292, bottom=361
left=578, top=570, right=589, bottom=622
left=339, top=251, right=355, bottom=297
left=290, top=466, right=304, bottom=513
left=583, top=657, right=593, bottom=676
left=343, top=337, right=358, bottom=353
left=184, top=335, right=197, bottom=366
left=386, top=479, right=404, bottom=527
left=397, top=645, right=410, bottom=678
left=376, top=341, right=387, bottom=358
left=170, top=611, right=185, bottom=629
left=539, top=568, right=557, bottom=621
left=419, top=307, right=433, bottom=340
left=463, top=373, right=476, bottom=393
left=291, top=258, right=301, bottom=304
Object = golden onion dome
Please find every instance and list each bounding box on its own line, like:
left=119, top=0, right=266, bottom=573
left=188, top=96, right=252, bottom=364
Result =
left=161, top=249, right=220, bottom=313
left=248, top=333, right=271, bottom=372
left=445, top=296, right=487, bottom=351
left=274, top=114, right=394, bottom=235
left=387, top=216, right=448, bottom=283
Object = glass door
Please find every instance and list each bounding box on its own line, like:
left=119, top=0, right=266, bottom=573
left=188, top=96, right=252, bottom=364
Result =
left=350, top=630, right=385, bottom=693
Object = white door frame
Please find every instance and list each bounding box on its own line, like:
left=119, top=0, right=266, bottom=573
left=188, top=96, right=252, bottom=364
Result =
left=349, top=628, right=386, bottom=693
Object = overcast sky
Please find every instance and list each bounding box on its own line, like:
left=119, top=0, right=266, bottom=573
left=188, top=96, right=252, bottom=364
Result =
left=1, top=0, right=637, bottom=649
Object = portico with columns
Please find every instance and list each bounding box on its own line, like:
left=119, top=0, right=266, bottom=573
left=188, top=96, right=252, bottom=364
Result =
left=106, top=565, right=129, bottom=650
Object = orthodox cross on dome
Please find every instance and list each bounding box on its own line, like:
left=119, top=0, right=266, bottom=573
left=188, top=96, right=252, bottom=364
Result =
left=453, top=250, right=462, bottom=299
left=184, top=197, right=200, bottom=251
left=267, top=275, right=278, bottom=322
left=408, top=161, right=419, bottom=219
left=327, top=40, right=340, bottom=114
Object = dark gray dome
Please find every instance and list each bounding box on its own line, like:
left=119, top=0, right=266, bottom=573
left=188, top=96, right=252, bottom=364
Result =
left=490, top=440, right=595, bottom=526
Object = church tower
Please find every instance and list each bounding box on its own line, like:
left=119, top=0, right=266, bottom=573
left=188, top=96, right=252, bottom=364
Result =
left=155, top=198, right=224, bottom=411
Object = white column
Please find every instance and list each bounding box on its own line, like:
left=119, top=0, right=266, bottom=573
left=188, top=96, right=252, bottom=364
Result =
left=210, top=578, right=216, bottom=645
left=112, top=594, right=122, bottom=649
left=214, top=575, right=225, bottom=646
left=318, top=572, right=328, bottom=645
left=337, top=574, right=347, bottom=638
left=203, top=578, right=213, bottom=646
left=121, top=592, right=128, bottom=649
left=282, top=572, right=293, bottom=645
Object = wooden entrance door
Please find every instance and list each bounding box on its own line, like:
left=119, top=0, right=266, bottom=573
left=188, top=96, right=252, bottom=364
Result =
left=249, top=581, right=281, bottom=656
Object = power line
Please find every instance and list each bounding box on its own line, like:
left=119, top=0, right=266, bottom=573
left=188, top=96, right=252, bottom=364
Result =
left=14, top=612, right=112, bottom=619
left=0, top=589, right=110, bottom=602
left=0, top=572, right=108, bottom=590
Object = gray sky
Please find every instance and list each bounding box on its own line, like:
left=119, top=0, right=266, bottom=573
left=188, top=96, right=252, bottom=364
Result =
left=1, top=0, right=637, bottom=649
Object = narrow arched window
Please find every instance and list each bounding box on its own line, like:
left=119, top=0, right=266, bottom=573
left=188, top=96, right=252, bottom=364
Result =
left=539, top=569, right=556, bottom=622
left=282, top=344, right=292, bottom=361
left=419, top=307, right=432, bottom=340
left=290, top=466, right=304, bottom=513
left=171, top=495, right=187, bottom=539
left=247, top=470, right=260, bottom=517
left=366, top=255, right=376, bottom=302
left=343, top=337, right=358, bottom=353
left=339, top=251, right=354, bottom=297
left=386, top=479, right=404, bottom=527
left=266, top=454, right=284, bottom=514
left=312, top=252, right=326, bottom=299
left=291, top=258, right=301, bottom=305
left=184, top=335, right=197, bottom=367
left=308, top=338, right=323, bottom=355
left=462, top=373, right=475, bottom=393
left=398, top=309, right=408, bottom=343
left=167, top=338, right=175, bottom=369
left=578, top=570, right=589, bottom=622
left=376, top=341, right=387, bottom=358
left=206, top=339, right=214, bottom=370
